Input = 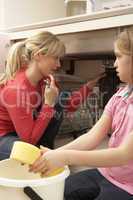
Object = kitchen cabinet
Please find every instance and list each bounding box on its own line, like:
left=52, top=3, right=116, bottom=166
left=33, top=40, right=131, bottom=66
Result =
left=7, top=6, right=133, bottom=44
left=5, top=6, right=133, bottom=56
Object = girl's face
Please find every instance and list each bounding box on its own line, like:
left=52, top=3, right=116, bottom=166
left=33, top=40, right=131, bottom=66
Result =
left=114, top=44, right=132, bottom=84
left=36, top=54, right=61, bottom=77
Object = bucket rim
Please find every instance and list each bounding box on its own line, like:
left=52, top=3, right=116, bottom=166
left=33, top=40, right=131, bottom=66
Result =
left=0, top=166, right=70, bottom=188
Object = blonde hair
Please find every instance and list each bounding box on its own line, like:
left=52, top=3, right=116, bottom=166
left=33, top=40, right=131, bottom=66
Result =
left=115, top=28, right=133, bottom=83
left=0, top=31, right=65, bottom=85
left=115, top=29, right=133, bottom=55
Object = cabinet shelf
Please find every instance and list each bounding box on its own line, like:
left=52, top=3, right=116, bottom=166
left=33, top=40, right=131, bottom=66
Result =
left=6, top=6, right=133, bottom=41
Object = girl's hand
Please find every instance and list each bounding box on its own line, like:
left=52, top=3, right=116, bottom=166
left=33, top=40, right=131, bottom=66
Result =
left=44, top=75, right=59, bottom=107
left=29, top=150, right=66, bottom=176
left=39, top=145, right=50, bottom=153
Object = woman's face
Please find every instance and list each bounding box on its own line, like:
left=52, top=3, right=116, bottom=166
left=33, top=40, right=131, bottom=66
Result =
left=37, top=54, right=61, bottom=77
left=114, top=44, right=132, bottom=84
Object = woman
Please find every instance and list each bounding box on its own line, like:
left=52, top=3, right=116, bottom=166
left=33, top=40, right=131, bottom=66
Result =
left=0, top=31, right=98, bottom=160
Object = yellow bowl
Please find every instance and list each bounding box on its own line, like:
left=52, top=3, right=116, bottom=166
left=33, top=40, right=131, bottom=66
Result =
left=10, top=141, right=64, bottom=177
left=43, top=168, right=64, bottom=177
left=10, top=141, right=41, bottom=165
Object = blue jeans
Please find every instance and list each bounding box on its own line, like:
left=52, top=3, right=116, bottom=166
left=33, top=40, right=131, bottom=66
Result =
left=65, top=169, right=133, bottom=200
left=0, top=132, right=20, bottom=160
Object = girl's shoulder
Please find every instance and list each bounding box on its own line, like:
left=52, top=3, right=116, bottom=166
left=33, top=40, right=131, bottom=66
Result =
left=115, top=85, right=128, bottom=97
left=106, top=86, right=126, bottom=106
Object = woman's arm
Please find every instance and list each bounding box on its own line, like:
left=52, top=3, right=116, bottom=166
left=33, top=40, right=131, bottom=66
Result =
left=3, top=87, right=55, bottom=144
left=66, top=76, right=102, bottom=112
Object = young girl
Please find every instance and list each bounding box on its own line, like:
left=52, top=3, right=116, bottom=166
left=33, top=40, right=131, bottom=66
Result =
left=0, top=31, right=99, bottom=160
left=30, top=29, right=133, bottom=200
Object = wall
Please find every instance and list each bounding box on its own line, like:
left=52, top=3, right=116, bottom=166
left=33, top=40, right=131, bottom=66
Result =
left=3, top=0, right=66, bottom=29
left=0, top=33, right=10, bottom=72
left=0, top=0, right=4, bottom=30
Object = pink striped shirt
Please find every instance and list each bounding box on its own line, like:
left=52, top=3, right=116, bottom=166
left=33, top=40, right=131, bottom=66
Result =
left=99, top=86, right=133, bottom=194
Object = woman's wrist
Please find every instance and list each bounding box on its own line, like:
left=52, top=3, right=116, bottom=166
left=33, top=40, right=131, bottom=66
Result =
left=85, top=83, right=93, bottom=91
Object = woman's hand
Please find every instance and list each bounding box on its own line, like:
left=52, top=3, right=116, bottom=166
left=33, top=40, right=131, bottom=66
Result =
left=29, top=150, right=67, bottom=176
left=86, top=73, right=105, bottom=89
left=44, top=75, right=59, bottom=107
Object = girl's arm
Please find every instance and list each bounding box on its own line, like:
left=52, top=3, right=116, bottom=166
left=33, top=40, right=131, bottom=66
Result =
left=30, top=130, right=133, bottom=175
left=30, top=112, right=112, bottom=173
left=61, top=130, right=133, bottom=167
left=58, top=112, right=112, bottom=151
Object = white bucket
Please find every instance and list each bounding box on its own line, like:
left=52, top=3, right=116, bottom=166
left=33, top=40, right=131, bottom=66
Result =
left=0, top=159, right=70, bottom=200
